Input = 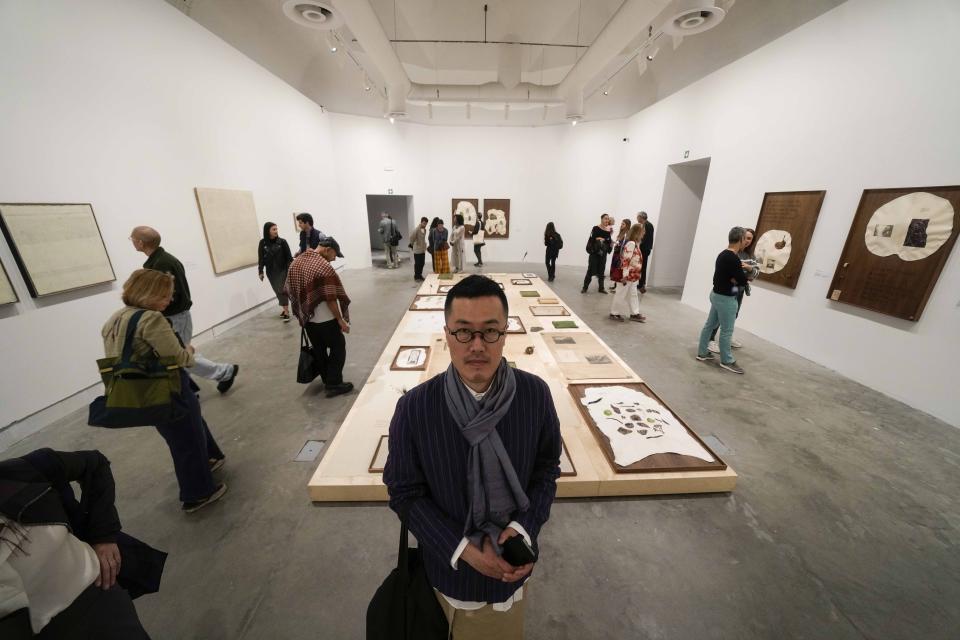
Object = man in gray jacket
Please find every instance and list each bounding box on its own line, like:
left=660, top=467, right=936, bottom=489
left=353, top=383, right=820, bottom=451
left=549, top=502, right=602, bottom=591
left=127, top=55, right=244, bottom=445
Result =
left=378, top=213, right=399, bottom=269
left=408, top=216, right=428, bottom=281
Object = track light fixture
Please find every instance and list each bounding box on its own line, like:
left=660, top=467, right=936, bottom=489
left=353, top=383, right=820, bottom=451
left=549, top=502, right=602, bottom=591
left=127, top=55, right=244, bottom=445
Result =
left=645, top=46, right=659, bottom=61
left=325, top=33, right=338, bottom=53
left=389, top=116, right=395, bottom=124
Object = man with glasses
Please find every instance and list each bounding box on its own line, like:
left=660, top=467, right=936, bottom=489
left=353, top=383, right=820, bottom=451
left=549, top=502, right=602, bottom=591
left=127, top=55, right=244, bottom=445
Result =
left=384, top=275, right=561, bottom=639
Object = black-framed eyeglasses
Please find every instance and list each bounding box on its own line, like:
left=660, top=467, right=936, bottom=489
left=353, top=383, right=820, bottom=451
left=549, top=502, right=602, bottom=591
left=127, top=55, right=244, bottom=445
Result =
left=445, top=326, right=506, bottom=343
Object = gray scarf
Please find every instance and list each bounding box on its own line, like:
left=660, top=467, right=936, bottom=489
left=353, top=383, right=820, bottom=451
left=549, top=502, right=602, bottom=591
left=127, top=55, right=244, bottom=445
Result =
left=444, top=359, right=529, bottom=552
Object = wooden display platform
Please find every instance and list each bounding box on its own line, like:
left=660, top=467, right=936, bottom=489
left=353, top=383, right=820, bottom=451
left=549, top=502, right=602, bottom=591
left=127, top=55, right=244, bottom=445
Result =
left=308, top=274, right=736, bottom=501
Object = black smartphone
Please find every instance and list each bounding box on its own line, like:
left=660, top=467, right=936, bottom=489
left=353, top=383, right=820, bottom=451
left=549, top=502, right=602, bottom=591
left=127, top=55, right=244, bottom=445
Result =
left=501, top=535, right=537, bottom=566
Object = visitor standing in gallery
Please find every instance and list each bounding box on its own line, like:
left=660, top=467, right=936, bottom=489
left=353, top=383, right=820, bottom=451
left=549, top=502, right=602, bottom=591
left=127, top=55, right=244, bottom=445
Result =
left=258, top=222, right=293, bottom=322
left=295, top=212, right=327, bottom=256
left=285, top=237, right=354, bottom=398
left=608, top=218, right=631, bottom=291
left=384, top=275, right=561, bottom=640
left=0, top=448, right=161, bottom=638
left=708, top=227, right=758, bottom=354
left=543, top=222, right=563, bottom=281
left=377, top=212, right=400, bottom=269
left=582, top=213, right=613, bottom=294
left=451, top=214, right=466, bottom=273
left=409, top=216, right=428, bottom=281
left=130, top=227, right=239, bottom=394
left=429, top=217, right=451, bottom=274
left=609, top=223, right=647, bottom=323
left=637, top=211, right=655, bottom=293
left=473, top=212, right=486, bottom=266
left=696, top=226, right=750, bottom=374
left=102, top=269, right=227, bottom=512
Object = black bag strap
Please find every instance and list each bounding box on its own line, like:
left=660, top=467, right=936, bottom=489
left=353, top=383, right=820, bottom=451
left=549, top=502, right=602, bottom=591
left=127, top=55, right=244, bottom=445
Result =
left=120, top=310, right=147, bottom=368
left=301, top=327, right=311, bottom=348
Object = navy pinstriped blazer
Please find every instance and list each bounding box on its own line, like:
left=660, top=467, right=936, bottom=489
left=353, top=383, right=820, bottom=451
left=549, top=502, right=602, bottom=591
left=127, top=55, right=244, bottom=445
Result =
left=383, top=369, right=562, bottom=604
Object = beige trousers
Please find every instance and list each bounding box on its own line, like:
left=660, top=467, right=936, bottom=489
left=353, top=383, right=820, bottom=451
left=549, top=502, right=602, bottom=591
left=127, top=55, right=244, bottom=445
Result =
left=434, top=589, right=526, bottom=640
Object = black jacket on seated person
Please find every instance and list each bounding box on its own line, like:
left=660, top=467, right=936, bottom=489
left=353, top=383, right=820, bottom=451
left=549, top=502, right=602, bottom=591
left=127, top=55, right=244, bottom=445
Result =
left=0, top=448, right=167, bottom=599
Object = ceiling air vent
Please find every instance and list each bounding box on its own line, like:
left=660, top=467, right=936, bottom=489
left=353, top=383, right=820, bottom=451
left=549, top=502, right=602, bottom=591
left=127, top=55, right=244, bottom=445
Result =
left=282, top=1, right=344, bottom=30
left=661, top=0, right=727, bottom=36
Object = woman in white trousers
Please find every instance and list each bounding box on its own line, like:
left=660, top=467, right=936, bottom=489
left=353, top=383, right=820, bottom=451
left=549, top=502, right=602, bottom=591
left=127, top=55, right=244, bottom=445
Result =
left=610, top=224, right=647, bottom=323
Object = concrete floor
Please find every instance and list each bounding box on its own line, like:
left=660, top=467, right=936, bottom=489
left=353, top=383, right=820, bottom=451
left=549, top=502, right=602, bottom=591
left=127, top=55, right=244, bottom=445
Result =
left=3, top=261, right=959, bottom=639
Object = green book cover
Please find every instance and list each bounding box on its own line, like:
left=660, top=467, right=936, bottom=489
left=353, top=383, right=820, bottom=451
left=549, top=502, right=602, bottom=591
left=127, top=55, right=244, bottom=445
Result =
left=438, top=273, right=454, bottom=280
left=552, top=320, right=578, bottom=329
left=520, top=290, right=540, bottom=297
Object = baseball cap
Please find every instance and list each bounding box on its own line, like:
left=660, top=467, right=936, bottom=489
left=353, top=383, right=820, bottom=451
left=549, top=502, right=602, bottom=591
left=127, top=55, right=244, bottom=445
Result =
left=317, top=236, right=344, bottom=258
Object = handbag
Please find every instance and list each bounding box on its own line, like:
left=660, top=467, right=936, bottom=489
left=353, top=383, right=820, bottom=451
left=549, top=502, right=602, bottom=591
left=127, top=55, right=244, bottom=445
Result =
left=366, top=512, right=448, bottom=640
left=88, top=310, right=184, bottom=428
left=297, top=327, right=322, bottom=384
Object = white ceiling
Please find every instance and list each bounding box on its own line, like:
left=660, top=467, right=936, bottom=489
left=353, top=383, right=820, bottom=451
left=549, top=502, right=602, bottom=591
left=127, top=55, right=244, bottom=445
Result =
left=167, top=0, right=847, bottom=126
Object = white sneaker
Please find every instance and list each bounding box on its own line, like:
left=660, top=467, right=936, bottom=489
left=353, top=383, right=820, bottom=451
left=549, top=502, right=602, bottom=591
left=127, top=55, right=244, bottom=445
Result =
left=707, top=341, right=719, bottom=354
left=731, top=338, right=743, bottom=349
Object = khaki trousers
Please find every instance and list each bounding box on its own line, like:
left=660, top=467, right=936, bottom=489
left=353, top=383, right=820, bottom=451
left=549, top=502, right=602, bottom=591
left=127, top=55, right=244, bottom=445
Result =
left=434, top=589, right=526, bottom=640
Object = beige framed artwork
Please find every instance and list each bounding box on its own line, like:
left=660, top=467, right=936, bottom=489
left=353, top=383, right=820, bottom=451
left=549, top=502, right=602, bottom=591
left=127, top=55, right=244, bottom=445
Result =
left=0, top=203, right=115, bottom=298
left=506, top=316, right=526, bottom=334
left=194, top=188, right=261, bottom=274
left=530, top=305, right=570, bottom=316
left=409, top=295, right=447, bottom=311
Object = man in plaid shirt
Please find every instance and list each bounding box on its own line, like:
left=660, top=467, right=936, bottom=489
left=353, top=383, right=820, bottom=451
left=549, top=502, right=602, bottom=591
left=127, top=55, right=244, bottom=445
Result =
left=285, top=237, right=354, bottom=398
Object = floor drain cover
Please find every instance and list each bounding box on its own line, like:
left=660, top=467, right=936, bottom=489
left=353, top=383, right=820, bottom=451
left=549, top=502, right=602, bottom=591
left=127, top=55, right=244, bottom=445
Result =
left=295, top=440, right=326, bottom=462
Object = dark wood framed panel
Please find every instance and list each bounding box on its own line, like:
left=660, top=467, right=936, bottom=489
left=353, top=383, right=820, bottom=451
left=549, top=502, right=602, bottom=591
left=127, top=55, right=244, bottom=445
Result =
left=753, top=190, right=825, bottom=289
left=559, top=438, right=576, bottom=477
left=506, top=316, right=526, bottom=334
left=389, top=345, right=431, bottom=371
left=452, top=198, right=480, bottom=237
left=368, top=435, right=389, bottom=473
left=568, top=383, right=726, bottom=474
left=828, top=186, right=960, bottom=321
left=0, top=203, right=116, bottom=298
left=482, top=198, right=510, bottom=239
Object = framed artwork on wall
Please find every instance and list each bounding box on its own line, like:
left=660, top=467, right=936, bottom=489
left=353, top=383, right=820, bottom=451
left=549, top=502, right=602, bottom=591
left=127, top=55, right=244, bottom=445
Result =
left=194, top=188, right=261, bottom=274
left=752, top=190, right=826, bottom=289
left=452, top=198, right=480, bottom=237
left=568, top=383, right=727, bottom=474
left=0, top=259, right=19, bottom=305
left=827, top=185, right=960, bottom=321
left=482, top=198, right=510, bottom=239
left=0, top=203, right=115, bottom=298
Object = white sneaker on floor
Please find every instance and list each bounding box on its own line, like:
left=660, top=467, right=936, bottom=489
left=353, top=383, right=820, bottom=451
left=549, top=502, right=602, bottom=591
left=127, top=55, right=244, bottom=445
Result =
left=707, top=341, right=719, bottom=354
left=731, top=338, right=743, bottom=349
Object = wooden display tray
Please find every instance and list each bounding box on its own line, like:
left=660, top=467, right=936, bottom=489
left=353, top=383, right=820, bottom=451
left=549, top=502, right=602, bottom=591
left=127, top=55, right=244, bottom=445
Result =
left=389, top=345, right=431, bottom=371
left=568, top=383, right=727, bottom=474
left=409, top=294, right=447, bottom=311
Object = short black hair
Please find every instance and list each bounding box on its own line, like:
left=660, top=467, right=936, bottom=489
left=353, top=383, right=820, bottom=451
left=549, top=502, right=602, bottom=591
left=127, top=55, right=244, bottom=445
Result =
left=296, top=212, right=314, bottom=226
left=420, top=216, right=428, bottom=223
left=444, top=275, right=508, bottom=320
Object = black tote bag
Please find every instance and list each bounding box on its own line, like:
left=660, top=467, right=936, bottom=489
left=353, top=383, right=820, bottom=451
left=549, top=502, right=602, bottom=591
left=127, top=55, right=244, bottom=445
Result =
left=366, top=514, right=448, bottom=640
left=297, top=327, right=321, bottom=384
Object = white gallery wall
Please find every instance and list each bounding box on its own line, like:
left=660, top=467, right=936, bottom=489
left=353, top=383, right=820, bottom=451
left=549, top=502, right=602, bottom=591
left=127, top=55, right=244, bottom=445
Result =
left=615, top=0, right=960, bottom=426
left=0, top=0, right=354, bottom=431
left=328, top=113, right=627, bottom=268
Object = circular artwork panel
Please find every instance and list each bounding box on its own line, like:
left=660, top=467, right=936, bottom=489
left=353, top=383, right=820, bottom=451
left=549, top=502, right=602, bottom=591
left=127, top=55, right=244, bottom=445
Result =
left=864, top=192, right=954, bottom=261
left=754, top=230, right=792, bottom=274
left=455, top=201, right=478, bottom=229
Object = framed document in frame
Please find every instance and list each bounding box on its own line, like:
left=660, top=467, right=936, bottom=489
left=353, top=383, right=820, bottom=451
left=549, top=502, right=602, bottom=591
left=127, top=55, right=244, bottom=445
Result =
left=827, top=185, right=960, bottom=321
left=0, top=259, right=18, bottom=305
left=752, top=190, right=825, bottom=289
left=452, top=198, right=480, bottom=237
left=390, top=346, right=431, bottom=371
left=0, top=203, right=115, bottom=298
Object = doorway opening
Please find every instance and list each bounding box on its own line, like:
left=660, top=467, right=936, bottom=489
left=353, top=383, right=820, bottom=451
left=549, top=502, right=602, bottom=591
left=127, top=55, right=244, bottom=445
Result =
left=366, top=194, right=413, bottom=268
left=649, top=157, right=711, bottom=293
